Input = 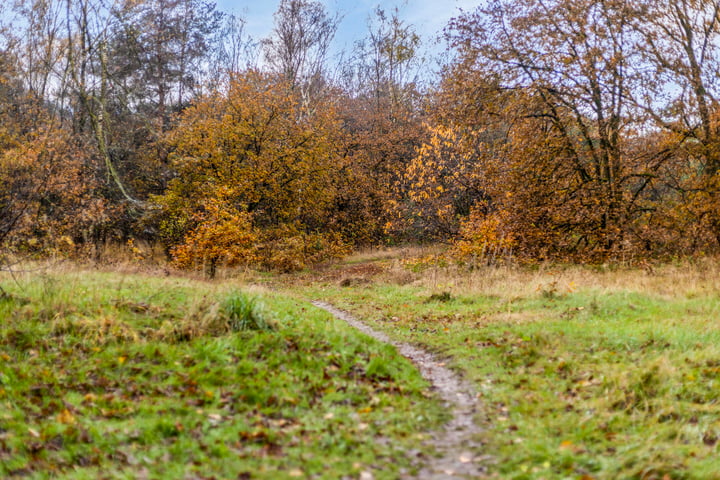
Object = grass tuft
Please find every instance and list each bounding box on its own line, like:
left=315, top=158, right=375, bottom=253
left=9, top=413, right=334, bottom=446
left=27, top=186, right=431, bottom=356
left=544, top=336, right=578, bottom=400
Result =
left=425, top=291, right=454, bottom=303
left=221, top=290, right=274, bottom=332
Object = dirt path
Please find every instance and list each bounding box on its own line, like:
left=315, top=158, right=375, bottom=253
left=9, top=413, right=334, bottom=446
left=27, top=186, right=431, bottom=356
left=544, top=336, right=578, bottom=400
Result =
left=312, top=301, right=487, bottom=479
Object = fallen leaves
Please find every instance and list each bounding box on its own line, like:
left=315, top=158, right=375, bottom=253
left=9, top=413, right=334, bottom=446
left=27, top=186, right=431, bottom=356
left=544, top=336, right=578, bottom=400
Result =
left=558, top=440, right=586, bottom=454
left=56, top=409, right=76, bottom=425
left=0, top=271, right=447, bottom=479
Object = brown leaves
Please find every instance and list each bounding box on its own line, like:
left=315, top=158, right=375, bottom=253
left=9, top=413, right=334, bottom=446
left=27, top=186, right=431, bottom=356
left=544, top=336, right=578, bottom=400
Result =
left=436, top=0, right=719, bottom=261
left=0, top=126, right=101, bottom=255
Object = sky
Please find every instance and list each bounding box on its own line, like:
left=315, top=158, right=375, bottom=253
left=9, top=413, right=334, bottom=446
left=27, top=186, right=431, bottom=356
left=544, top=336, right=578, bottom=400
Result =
left=215, top=0, right=480, bottom=54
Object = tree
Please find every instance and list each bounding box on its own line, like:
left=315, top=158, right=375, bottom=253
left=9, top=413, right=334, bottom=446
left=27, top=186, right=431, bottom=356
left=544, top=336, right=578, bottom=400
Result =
left=336, top=7, right=428, bottom=243
left=13, top=0, right=67, bottom=101
left=350, top=7, right=423, bottom=113
left=386, top=123, right=488, bottom=240
left=0, top=85, right=102, bottom=261
left=208, top=13, right=257, bottom=86
left=262, top=0, right=339, bottom=105
left=170, top=196, right=257, bottom=278
left=631, top=0, right=720, bottom=245
left=108, top=0, right=222, bottom=131
left=441, top=0, right=662, bottom=259
left=156, top=71, right=349, bottom=273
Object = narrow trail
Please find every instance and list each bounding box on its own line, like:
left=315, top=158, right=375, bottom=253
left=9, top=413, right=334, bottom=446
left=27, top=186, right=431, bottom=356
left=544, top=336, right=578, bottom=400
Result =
left=312, top=301, right=487, bottom=479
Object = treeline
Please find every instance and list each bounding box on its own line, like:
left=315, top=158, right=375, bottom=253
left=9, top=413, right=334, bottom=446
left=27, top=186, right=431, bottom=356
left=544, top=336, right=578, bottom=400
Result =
left=3, top=0, right=720, bottom=274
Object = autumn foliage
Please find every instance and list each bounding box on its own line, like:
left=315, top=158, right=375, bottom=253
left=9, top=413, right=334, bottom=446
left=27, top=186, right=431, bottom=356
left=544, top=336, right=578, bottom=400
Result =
left=169, top=198, right=257, bottom=277
left=0, top=89, right=102, bottom=260
left=8, top=0, right=720, bottom=271
left=155, top=71, right=351, bottom=273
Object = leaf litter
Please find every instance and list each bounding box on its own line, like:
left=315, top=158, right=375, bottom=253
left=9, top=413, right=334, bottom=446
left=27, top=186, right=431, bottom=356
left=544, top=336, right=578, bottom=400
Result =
left=313, top=301, right=487, bottom=479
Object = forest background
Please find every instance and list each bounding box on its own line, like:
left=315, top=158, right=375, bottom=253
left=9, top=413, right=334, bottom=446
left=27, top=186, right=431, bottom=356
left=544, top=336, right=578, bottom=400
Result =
left=3, top=0, right=720, bottom=275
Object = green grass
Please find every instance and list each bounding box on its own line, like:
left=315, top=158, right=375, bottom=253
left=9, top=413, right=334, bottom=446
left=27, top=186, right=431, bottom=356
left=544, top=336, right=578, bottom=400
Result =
left=0, top=268, right=446, bottom=479
left=298, top=261, right=720, bottom=480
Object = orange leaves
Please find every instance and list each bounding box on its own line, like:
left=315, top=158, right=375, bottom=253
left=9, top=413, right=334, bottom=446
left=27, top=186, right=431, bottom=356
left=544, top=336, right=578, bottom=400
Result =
left=167, top=71, right=339, bottom=221
left=454, top=207, right=516, bottom=263
left=56, top=409, right=77, bottom=425
left=159, top=71, right=351, bottom=274
left=170, top=199, right=258, bottom=276
left=0, top=125, right=101, bottom=255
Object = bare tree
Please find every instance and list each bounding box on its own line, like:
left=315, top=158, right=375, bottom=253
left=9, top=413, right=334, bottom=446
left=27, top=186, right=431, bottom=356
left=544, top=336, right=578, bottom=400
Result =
left=207, top=12, right=257, bottom=90
left=352, top=7, right=423, bottom=110
left=262, top=0, right=340, bottom=105
left=633, top=0, right=720, bottom=174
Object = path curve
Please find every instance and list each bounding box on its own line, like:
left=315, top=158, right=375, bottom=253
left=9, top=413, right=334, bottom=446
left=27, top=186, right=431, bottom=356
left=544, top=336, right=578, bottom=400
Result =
left=312, top=301, right=487, bottom=479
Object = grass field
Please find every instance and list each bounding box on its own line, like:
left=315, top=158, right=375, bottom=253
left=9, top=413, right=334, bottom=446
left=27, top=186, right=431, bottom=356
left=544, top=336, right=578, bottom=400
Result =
left=294, top=253, right=720, bottom=479
left=0, top=265, right=446, bottom=479
left=4, top=253, right=720, bottom=479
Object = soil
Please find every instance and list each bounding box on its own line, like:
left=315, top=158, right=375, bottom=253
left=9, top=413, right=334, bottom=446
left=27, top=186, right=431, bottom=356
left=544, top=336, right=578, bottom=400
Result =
left=312, top=301, right=488, bottom=479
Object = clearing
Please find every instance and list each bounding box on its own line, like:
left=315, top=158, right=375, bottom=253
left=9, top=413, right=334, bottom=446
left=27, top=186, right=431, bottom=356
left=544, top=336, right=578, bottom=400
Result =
left=3, top=251, right=720, bottom=479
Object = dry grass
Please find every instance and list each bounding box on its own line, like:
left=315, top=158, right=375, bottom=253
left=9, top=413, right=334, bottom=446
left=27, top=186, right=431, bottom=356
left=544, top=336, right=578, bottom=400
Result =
left=398, top=258, right=720, bottom=302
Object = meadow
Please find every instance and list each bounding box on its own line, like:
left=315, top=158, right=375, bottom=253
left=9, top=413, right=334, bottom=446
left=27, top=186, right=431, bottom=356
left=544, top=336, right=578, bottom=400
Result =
left=0, top=264, right=445, bottom=479
left=295, top=252, right=720, bottom=479
left=3, top=253, right=720, bottom=479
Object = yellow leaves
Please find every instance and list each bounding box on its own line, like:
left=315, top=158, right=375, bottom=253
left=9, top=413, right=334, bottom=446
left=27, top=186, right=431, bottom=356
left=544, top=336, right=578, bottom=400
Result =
left=126, top=238, right=146, bottom=262
left=161, top=71, right=351, bottom=273
left=454, top=207, right=516, bottom=261
left=57, top=408, right=77, bottom=425
left=391, top=119, right=487, bottom=239
left=559, top=440, right=574, bottom=450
